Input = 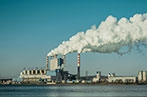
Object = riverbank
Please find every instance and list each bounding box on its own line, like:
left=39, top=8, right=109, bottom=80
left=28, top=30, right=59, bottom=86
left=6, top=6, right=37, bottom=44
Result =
left=1, top=82, right=147, bottom=86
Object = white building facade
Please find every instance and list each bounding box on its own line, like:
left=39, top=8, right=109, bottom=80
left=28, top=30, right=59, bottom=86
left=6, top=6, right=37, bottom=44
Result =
left=19, top=69, right=51, bottom=82
left=108, top=73, right=136, bottom=83
left=93, top=71, right=101, bottom=82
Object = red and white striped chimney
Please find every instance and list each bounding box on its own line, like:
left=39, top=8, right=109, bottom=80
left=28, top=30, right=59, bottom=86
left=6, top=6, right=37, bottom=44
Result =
left=77, top=53, right=80, bottom=66
left=46, top=56, right=48, bottom=69
left=77, top=53, right=80, bottom=80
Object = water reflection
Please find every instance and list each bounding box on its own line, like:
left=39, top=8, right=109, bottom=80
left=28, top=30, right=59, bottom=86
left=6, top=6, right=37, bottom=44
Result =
left=0, top=85, right=147, bottom=97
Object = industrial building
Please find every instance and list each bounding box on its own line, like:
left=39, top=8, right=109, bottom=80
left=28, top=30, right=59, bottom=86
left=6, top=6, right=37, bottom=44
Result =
left=14, top=55, right=75, bottom=84
left=108, top=73, right=136, bottom=83
left=92, top=71, right=101, bottom=82
left=0, top=79, right=12, bottom=85
left=19, top=68, right=51, bottom=83
left=11, top=52, right=147, bottom=85
left=12, top=53, right=88, bottom=84
left=49, top=55, right=70, bottom=83
left=49, top=55, right=63, bottom=70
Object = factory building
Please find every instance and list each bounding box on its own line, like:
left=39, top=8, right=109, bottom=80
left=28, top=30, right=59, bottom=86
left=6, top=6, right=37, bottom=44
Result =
left=12, top=50, right=143, bottom=84
left=55, top=69, right=69, bottom=83
left=108, top=73, right=136, bottom=83
left=50, top=56, right=63, bottom=71
left=138, top=71, right=147, bottom=83
left=18, top=55, right=69, bottom=83
left=12, top=51, right=83, bottom=84
left=0, top=79, right=12, bottom=85
left=80, top=71, right=108, bottom=83
left=19, top=69, right=51, bottom=83
left=49, top=55, right=69, bottom=83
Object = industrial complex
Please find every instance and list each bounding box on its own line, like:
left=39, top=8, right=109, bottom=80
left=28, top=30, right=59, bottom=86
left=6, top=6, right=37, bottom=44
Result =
left=1, top=53, right=147, bottom=85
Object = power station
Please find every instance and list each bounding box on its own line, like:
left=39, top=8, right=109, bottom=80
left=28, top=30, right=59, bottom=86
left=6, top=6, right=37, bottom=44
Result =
left=47, top=53, right=81, bottom=82
left=9, top=53, right=147, bottom=85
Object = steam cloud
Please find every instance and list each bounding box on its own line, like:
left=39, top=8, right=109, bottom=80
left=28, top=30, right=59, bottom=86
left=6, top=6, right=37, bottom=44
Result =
left=48, top=13, right=147, bottom=56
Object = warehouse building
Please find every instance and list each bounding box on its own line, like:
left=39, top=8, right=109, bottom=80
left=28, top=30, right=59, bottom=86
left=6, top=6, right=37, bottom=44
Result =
left=108, top=73, right=136, bottom=83
left=19, top=68, right=51, bottom=83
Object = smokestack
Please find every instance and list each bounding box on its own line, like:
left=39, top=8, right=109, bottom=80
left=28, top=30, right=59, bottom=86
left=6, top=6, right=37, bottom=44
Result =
left=62, top=55, right=65, bottom=70
left=63, top=55, right=65, bottom=64
left=77, top=53, right=80, bottom=80
left=46, top=56, right=48, bottom=69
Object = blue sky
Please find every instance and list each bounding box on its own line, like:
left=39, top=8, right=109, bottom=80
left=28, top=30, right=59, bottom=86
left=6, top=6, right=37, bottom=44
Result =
left=0, top=0, right=147, bottom=78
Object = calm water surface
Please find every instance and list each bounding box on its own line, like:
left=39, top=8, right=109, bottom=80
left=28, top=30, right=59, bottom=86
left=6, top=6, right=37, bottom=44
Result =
left=0, top=85, right=147, bottom=97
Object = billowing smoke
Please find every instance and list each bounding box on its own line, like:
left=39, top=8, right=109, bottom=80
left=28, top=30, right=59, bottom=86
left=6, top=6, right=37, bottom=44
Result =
left=48, top=13, right=147, bottom=56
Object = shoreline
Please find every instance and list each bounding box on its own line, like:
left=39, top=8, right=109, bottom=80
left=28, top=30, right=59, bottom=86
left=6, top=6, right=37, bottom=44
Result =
left=1, top=83, right=147, bottom=86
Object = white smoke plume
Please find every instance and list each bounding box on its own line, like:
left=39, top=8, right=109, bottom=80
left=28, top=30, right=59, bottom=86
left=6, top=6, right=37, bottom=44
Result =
left=48, top=13, right=147, bottom=56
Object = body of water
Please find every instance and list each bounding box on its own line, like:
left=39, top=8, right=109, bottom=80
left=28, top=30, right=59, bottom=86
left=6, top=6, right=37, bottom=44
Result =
left=0, top=85, right=147, bottom=97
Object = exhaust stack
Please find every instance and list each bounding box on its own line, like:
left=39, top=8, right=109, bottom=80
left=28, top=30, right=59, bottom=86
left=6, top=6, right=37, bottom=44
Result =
left=77, top=53, right=80, bottom=80
left=63, top=55, right=65, bottom=64
left=46, top=56, right=49, bottom=69
left=62, top=55, right=65, bottom=70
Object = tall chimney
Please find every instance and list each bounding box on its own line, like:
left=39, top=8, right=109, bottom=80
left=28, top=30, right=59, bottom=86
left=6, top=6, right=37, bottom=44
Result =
left=63, top=55, right=65, bottom=64
left=46, top=56, right=49, bottom=69
left=62, top=55, right=65, bottom=70
left=77, top=53, right=80, bottom=80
